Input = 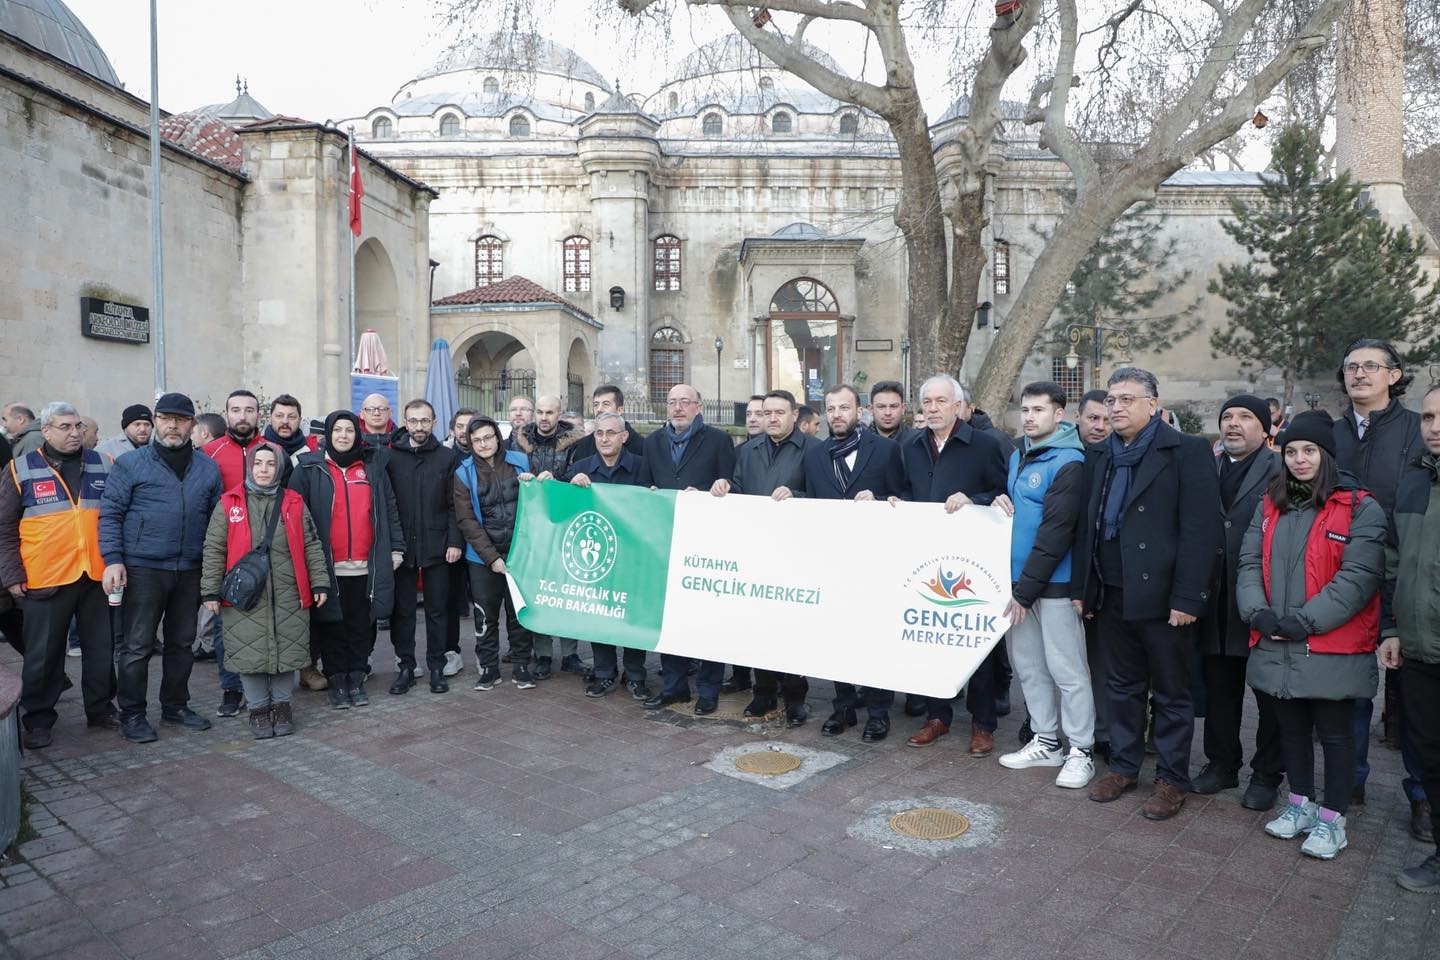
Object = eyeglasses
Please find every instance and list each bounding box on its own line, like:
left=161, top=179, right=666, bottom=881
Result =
left=404, top=417, right=434, bottom=426
left=666, top=398, right=699, bottom=407
left=1343, top=361, right=1393, bottom=376
left=361, top=406, right=390, bottom=414
left=47, top=422, right=83, bottom=432
left=593, top=429, right=624, bottom=439
left=473, top=433, right=499, bottom=444
left=1104, top=394, right=1151, bottom=408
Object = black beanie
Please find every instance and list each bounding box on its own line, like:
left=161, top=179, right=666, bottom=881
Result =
left=1277, top=410, right=1336, bottom=458
left=1218, top=394, right=1270, bottom=430
left=121, top=404, right=153, bottom=430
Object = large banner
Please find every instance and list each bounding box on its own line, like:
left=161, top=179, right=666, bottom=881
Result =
left=505, top=481, right=1014, bottom=699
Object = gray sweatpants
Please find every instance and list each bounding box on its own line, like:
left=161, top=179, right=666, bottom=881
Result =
left=1007, top=597, right=1095, bottom=750
left=239, top=671, right=297, bottom=709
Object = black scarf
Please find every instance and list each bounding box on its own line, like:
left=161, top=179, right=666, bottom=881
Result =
left=227, top=427, right=259, bottom=448
left=263, top=423, right=308, bottom=459
left=325, top=411, right=364, bottom=467
left=1218, top=449, right=1255, bottom=512
left=155, top=440, right=193, bottom=480
left=828, top=429, right=862, bottom=493
left=40, top=442, right=83, bottom=501
left=1100, top=417, right=1161, bottom=541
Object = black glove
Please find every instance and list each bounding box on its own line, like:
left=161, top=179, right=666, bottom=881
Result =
left=1275, top=615, right=1310, bottom=643
left=1249, top=608, right=1281, bottom=637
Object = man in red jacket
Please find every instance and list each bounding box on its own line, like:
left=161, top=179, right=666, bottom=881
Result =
left=204, top=390, right=263, bottom=491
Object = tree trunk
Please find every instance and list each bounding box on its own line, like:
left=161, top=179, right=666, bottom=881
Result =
left=941, top=188, right=987, bottom=377
left=885, top=107, right=950, bottom=391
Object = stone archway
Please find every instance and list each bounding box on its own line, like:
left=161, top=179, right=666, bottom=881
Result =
left=565, top=337, right=595, bottom=415
left=355, top=238, right=400, bottom=361
left=452, top=328, right=539, bottom=419
left=767, top=277, right=842, bottom=407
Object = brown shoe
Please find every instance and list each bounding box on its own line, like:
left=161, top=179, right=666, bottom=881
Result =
left=968, top=726, right=994, bottom=758
left=1141, top=779, right=1187, bottom=821
left=1412, top=800, right=1434, bottom=844
left=907, top=719, right=950, bottom=747
left=299, top=665, right=328, bottom=691
left=1088, top=771, right=1139, bottom=803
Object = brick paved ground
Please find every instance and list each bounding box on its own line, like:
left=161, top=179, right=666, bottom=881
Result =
left=2, top=630, right=1437, bottom=960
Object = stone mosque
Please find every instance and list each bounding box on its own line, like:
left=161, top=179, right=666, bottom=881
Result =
left=1, top=1, right=1431, bottom=426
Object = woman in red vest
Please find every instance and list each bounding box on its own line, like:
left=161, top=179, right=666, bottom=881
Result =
left=1238, top=410, right=1386, bottom=860
left=201, top=443, right=329, bottom=738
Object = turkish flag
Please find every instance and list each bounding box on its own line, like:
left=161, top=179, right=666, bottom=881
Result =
left=349, top=144, right=364, bottom=237
left=33, top=479, right=57, bottom=499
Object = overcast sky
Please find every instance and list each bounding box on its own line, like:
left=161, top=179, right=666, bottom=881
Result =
left=67, top=0, right=968, bottom=123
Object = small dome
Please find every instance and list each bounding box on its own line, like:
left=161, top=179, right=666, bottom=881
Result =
left=668, top=34, right=846, bottom=83
left=197, top=78, right=273, bottom=124
left=416, top=32, right=610, bottom=91
left=0, top=0, right=119, bottom=86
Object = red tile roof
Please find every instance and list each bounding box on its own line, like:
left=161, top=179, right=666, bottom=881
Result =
left=158, top=111, right=243, bottom=173
left=432, top=276, right=594, bottom=319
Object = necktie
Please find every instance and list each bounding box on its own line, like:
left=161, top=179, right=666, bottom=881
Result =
left=1358, top=417, right=1370, bottom=439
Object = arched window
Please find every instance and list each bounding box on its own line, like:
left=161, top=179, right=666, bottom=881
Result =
left=770, top=277, right=838, bottom=313
left=483, top=76, right=499, bottom=94
left=653, top=235, right=682, bottom=292
left=771, top=111, right=792, bottom=134
left=439, top=114, right=460, bottom=137
left=562, top=236, right=591, bottom=292
left=650, top=327, right=685, bottom=402
left=371, top=117, right=392, bottom=139
left=702, top=112, right=722, bottom=136
left=839, top=112, right=858, bottom=135
left=759, top=76, right=775, bottom=94
left=993, top=239, right=1011, bottom=296
left=509, top=114, right=531, bottom=137
left=584, top=92, right=595, bottom=111
left=668, top=91, right=679, bottom=112
left=474, top=235, right=503, bottom=287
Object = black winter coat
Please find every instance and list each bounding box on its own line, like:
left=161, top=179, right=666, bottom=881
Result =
left=1202, top=447, right=1280, bottom=657
left=566, top=419, right=645, bottom=467
left=385, top=431, right=462, bottom=568
left=1071, top=420, right=1222, bottom=621
left=732, top=430, right=822, bottom=496
left=288, top=447, right=403, bottom=621
left=1333, top=398, right=1425, bottom=518
left=803, top=430, right=906, bottom=500
left=898, top=422, right=1007, bottom=505
left=637, top=422, right=736, bottom=491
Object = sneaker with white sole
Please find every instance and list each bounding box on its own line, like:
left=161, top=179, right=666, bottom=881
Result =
left=443, top=650, right=464, bottom=677
left=998, top=736, right=1065, bottom=770
left=1055, top=747, right=1095, bottom=789
left=1300, top=814, right=1347, bottom=859
left=472, top=666, right=500, bottom=691
left=1265, top=797, right=1319, bottom=839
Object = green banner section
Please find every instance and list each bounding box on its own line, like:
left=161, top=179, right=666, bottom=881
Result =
left=507, top=480, right=675, bottom=650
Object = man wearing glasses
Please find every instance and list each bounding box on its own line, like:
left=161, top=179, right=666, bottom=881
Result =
left=1073, top=368, right=1220, bottom=820
left=1332, top=338, right=1429, bottom=838
left=384, top=400, right=463, bottom=695
left=637, top=384, right=736, bottom=713
left=359, top=394, right=395, bottom=447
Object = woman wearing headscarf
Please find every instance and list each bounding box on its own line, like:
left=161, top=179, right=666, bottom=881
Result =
left=1237, top=410, right=1386, bottom=860
left=289, top=411, right=403, bottom=708
left=201, top=443, right=329, bottom=738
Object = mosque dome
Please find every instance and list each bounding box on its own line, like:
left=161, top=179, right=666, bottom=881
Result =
left=668, top=33, right=846, bottom=83
left=415, top=32, right=610, bottom=91
left=0, top=0, right=120, bottom=86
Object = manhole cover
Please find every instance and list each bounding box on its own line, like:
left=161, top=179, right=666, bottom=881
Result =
left=889, top=807, right=970, bottom=840
left=734, top=751, right=804, bottom=775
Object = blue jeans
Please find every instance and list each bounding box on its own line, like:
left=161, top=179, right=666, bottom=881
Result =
left=215, top=616, right=241, bottom=693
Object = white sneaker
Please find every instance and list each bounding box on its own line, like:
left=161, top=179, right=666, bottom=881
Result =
left=999, top=736, right=1065, bottom=769
left=1265, top=797, right=1319, bottom=839
left=1300, top=815, right=1347, bottom=859
left=1055, top=748, right=1095, bottom=789
left=443, top=650, right=464, bottom=677
left=66, top=644, right=82, bottom=658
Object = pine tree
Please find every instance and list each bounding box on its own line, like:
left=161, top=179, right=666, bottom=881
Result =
left=1210, top=124, right=1440, bottom=406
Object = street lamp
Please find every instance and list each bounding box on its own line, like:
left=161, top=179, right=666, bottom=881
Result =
left=1063, top=320, right=1131, bottom=382
left=1304, top=391, right=1322, bottom=410
left=714, top=336, right=724, bottom=412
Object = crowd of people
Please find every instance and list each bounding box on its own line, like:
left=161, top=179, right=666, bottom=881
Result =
left=1, top=336, right=1439, bottom=894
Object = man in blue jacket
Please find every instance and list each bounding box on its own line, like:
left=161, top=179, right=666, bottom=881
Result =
left=100, top=393, right=223, bottom=744
left=992, top=382, right=1095, bottom=789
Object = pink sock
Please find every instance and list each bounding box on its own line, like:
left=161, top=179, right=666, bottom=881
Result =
left=1289, top=793, right=1308, bottom=807
left=1319, top=807, right=1340, bottom=822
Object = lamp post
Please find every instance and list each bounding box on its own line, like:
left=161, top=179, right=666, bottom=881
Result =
left=1063, top=320, right=1132, bottom=385
left=1304, top=391, right=1322, bottom=410
left=714, top=336, right=724, bottom=414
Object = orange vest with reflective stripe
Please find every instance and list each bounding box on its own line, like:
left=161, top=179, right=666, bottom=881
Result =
left=9, top=450, right=110, bottom=589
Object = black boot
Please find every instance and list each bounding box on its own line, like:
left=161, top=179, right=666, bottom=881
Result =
left=348, top=671, right=369, bottom=707
left=429, top=668, right=449, bottom=694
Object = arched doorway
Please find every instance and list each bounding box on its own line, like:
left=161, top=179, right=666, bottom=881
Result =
left=455, top=330, right=536, bottom=418
left=565, top=338, right=594, bottom=416
left=767, top=278, right=841, bottom=406
left=354, top=239, right=400, bottom=361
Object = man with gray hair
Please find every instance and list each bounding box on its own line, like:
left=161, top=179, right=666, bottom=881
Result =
left=0, top=402, right=116, bottom=748
left=1073, top=367, right=1221, bottom=820
left=3, top=403, right=42, bottom=459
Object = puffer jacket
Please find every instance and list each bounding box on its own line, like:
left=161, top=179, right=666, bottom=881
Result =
left=1385, top=454, right=1440, bottom=665
left=98, top=443, right=223, bottom=571
left=512, top=421, right=585, bottom=479
left=453, top=453, right=527, bottom=566
left=199, top=489, right=329, bottom=674
left=1238, top=475, right=1385, bottom=701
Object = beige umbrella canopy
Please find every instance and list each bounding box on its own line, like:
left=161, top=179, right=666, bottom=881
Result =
left=353, top=328, right=391, bottom=375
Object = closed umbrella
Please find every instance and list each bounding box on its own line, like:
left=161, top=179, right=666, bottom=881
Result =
left=354, top=328, right=391, bottom=375
left=424, top=338, right=459, bottom=440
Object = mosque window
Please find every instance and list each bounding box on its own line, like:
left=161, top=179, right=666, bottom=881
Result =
left=371, top=117, right=392, bottom=139
left=839, top=112, right=858, bottom=135
left=649, top=327, right=686, bottom=402
left=474, top=236, right=503, bottom=287
left=759, top=76, right=774, bottom=95
left=993, top=239, right=1011, bottom=296
left=439, top=114, right=460, bottom=137
left=668, top=91, right=679, bottom=112
left=702, top=112, right=722, bottom=136
left=771, top=111, right=792, bottom=134
left=584, top=92, right=595, bottom=111
left=653, top=235, right=682, bottom=292
left=483, top=76, right=499, bottom=94
left=563, top=236, right=591, bottom=292
left=509, top=114, right=531, bottom=137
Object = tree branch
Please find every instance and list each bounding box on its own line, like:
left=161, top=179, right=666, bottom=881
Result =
left=688, top=0, right=873, bottom=25
left=1037, top=0, right=1098, bottom=189
left=952, top=0, right=1041, bottom=178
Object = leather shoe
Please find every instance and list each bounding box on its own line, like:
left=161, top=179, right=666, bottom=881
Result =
left=694, top=697, right=719, bottom=716
left=86, top=712, right=120, bottom=730
left=160, top=707, right=212, bottom=731
left=429, top=669, right=449, bottom=694
left=968, top=726, right=995, bottom=758
left=1241, top=778, right=1280, bottom=811
left=120, top=714, right=159, bottom=744
left=720, top=678, right=752, bottom=694
left=388, top=671, right=414, bottom=695
left=907, top=718, right=949, bottom=747
left=861, top=715, right=890, bottom=743
left=1191, top=763, right=1239, bottom=795
left=822, top=709, right=857, bottom=736
left=902, top=695, right=927, bottom=717
left=21, top=727, right=52, bottom=749
left=644, top=692, right=691, bottom=711
left=785, top=703, right=809, bottom=728
left=1412, top=800, right=1435, bottom=844
left=1142, top=779, right=1188, bottom=821
left=742, top=696, right=779, bottom=719
left=1089, top=771, right=1138, bottom=803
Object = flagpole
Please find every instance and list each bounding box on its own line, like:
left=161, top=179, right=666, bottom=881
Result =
left=148, top=0, right=166, bottom=395
left=347, top=126, right=357, bottom=374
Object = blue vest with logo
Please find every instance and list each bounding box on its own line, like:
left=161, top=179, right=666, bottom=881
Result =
left=454, top=450, right=530, bottom=564
left=1006, top=441, right=1085, bottom=583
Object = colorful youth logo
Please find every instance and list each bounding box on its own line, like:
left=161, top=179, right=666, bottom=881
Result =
left=918, top=564, right=988, bottom=607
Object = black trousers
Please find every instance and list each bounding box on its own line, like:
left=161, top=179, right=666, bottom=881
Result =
left=1402, top=658, right=1440, bottom=852
left=1202, top=654, right=1283, bottom=784
left=317, top=575, right=375, bottom=677
left=446, top=561, right=467, bottom=655
left=1272, top=696, right=1356, bottom=814
left=833, top=683, right=893, bottom=717
left=926, top=645, right=1002, bottom=730
left=1, top=605, right=24, bottom=656
left=753, top=669, right=808, bottom=707
left=20, top=577, right=114, bottom=730
left=1084, top=615, right=1109, bottom=743
left=661, top=654, right=723, bottom=699
left=1098, top=591, right=1195, bottom=790
left=729, top=664, right=752, bottom=687
left=468, top=561, right=531, bottom=672
left=116, top=567, right=200, bottom=718
left=591, top=643, right=646, bottom=682
left=391, top=562, right=453, bottom=673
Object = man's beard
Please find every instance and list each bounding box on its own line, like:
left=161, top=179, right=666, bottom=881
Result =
left=231, top=422, right=255, bottom=438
